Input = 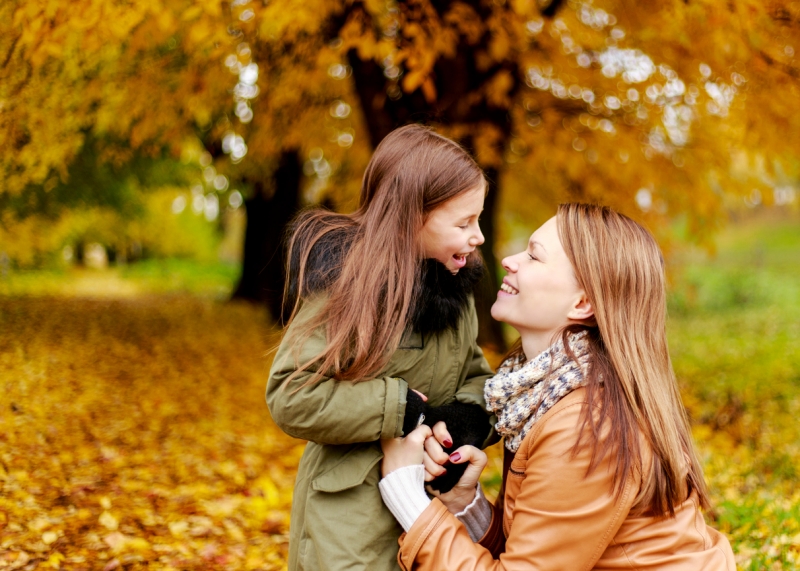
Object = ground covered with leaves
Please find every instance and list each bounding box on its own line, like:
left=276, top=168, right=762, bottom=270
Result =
left=1, top=214, right=799, bottom=570
left=0, top=297, right=301, bottom=570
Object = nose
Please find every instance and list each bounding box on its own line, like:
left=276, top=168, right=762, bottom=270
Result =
left=501, top=255, right=517, bottom=273
left=470, top=224, right=485, bottom=247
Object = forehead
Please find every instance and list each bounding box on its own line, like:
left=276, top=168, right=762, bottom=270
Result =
left=434, top=184, right=485, bottom=215
left=530, top=216, right=559, bottom=245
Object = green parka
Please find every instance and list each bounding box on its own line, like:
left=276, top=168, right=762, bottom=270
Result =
left=266, top=295, right=494, bottom=571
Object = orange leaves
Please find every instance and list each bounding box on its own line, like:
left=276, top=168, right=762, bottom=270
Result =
left=0, top=297, right=299, bottom=569
left=260, top=0, right=333, bottom=41
left=444, top=2, right=484, bottom=45
left=471, top=122, right=506, bottom=168
left=484, top=69, right=515, bottom=108
left=182, top=5, right=205, bottom=22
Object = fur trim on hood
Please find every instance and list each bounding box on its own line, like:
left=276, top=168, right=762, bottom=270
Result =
left=286, top=219, right=483, bottom=335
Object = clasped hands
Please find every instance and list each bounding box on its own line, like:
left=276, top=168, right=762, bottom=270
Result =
left=381, top=407, right=488, bottom=515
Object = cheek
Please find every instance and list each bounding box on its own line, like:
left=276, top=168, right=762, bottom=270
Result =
left=432, top=231, right=461, bottom=255
left=419, top=228, right=439, bottom=257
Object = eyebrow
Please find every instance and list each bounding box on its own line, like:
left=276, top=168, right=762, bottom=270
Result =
left=528, top=239, right=547, bottom=253
left=459, top=208, right=484, bottom=221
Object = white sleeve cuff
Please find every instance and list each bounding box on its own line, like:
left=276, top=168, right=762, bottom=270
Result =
left=378, top=464, right=432, bottom=532
left=454, top=484, right=492, bottom=542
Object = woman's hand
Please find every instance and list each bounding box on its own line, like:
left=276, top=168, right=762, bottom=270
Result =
left=381, top=424, right=433, bottom=478
left=428, top=445, right=488, bottom=515
left=421, top=421, right=453, bottom=481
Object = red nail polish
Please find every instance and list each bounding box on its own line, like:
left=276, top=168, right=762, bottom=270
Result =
left=443, top=439, right=453, bottom=448
left=449, top=452, right=461, bottom=462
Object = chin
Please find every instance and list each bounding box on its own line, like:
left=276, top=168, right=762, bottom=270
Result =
left=490, top=303, right=503, bottom=322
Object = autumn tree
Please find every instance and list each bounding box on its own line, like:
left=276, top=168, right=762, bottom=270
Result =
left=2, top=0, right=799, bottom=344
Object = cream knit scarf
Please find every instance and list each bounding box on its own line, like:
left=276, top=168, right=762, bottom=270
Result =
left=484, top=331, right=591, bottom=453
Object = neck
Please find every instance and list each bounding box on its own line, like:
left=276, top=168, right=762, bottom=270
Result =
left=519, top=330, right=560, bottom=361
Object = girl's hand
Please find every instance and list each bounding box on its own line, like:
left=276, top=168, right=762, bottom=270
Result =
left=380, top=424, right=433, bottom=477
left=427, top=445, right=488, bottom=515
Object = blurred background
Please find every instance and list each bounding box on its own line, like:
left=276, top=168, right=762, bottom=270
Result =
left=1, top=0, right=799, bottom=569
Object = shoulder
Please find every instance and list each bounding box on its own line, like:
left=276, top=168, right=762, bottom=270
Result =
left=520, top=388, right=607, bottom=458
left=518, top=387, right=650, bottom=489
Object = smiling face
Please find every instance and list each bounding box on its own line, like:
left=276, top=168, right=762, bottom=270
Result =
left=491, top=216, right=594, bottom=356
left=420, top=184, right=486, bottom=274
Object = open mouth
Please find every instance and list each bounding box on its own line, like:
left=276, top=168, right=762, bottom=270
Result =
left=451, top=254, right=469, bottom=269
left=500, top=282, right=519, bottom=295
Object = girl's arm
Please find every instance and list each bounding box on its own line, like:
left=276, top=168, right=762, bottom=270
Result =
left=266, top=300, right=411, bottom=445
left=380, top=433, right=493, bottom=540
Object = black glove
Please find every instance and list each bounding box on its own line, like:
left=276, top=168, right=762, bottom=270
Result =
left=401, top=389, right=492, bottom=493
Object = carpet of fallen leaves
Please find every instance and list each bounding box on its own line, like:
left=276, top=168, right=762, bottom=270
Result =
left=0, top=296, right=304, bottom=570
left=3, top=281, right=798, bottom=570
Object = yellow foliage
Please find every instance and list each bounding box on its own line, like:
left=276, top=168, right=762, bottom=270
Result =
left=2, top=0, right=799, bottom=262
left=0, top=297, right=297, bottom=569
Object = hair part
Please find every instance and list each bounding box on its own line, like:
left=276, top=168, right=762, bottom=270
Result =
left=280, top=124, right=486, bottom=386
left=554, top=203, right=709, bottom=517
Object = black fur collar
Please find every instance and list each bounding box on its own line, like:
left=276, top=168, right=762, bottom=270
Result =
left=410, top=257, right=484, bottom=335
left=287, top=223, right=483, bottom=334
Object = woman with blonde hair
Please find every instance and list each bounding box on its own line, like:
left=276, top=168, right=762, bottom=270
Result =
left=379, top=203, right=735, bottom=569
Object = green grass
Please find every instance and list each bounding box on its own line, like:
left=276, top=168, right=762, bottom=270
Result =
left=667, top=210, right=800, bottom=569
left=118, top=258, right=241, bottom=296
left=0, top=258, right=240, bottom=299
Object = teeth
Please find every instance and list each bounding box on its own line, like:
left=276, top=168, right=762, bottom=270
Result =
left=500, top=283, right=519, bottom=295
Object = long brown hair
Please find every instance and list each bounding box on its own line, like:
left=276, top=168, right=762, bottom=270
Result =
left=554, top=203, right=708, bottom=517
left=281, top=124, right=485, bottom=385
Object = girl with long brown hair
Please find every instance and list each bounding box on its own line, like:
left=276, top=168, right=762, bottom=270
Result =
left=379, top=203, right=735, bottom=569
left=267, top=125, right=498, bottom=571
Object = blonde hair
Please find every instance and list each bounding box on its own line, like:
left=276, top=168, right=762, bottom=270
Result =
left=557, top=203, right=708, bottom=516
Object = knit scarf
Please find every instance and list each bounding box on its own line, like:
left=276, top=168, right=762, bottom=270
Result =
left=484, top=332, right=591, bottom=453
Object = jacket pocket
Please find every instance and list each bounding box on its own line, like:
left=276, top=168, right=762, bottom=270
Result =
left=311, top=444, right=384, bottom=493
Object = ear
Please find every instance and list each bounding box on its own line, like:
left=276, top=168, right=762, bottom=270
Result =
left=567, top=291, right=594, bottom=322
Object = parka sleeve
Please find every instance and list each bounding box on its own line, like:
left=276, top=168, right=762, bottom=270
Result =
left=266, top=299, right=409, bottom=445
left=396, top=398, right=639, bottom=571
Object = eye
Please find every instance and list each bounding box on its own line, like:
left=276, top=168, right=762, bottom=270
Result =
left=528, top=253, right=538, bottom=261
left=458, top=224, right=468, bottom=229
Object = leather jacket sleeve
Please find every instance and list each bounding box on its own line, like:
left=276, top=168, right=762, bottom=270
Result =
left=397, top=395, right=639, bottom=570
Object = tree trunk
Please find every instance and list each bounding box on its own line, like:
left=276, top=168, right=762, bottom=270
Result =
left=232, top=150, right=302, bottom=323
left=474, top=167, right=507, bottom=352
left=338, top=0, right=516, bottom=351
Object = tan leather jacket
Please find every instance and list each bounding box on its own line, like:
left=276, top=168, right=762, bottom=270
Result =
left=397, top=388, right=736, bottom=570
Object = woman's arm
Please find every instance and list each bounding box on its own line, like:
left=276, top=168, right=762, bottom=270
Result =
left=397, top=397, right=640, bottom=570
